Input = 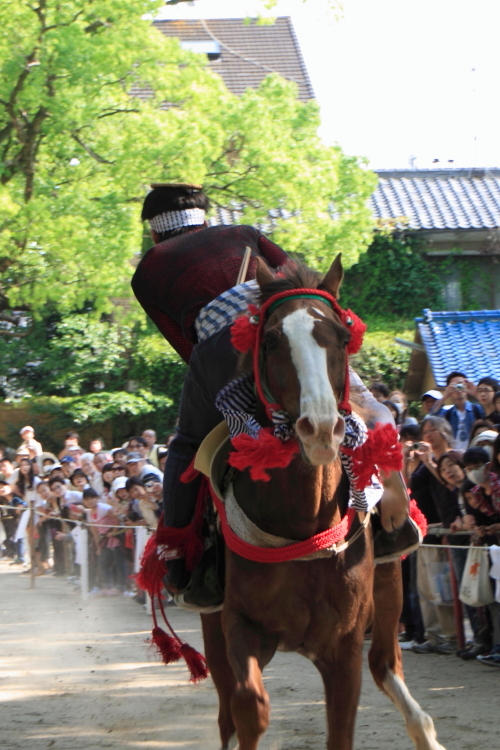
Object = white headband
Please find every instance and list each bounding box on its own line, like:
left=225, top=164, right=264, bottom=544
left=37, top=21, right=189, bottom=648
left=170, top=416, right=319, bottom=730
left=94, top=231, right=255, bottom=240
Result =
left=149, top=208, right=205, bottom=233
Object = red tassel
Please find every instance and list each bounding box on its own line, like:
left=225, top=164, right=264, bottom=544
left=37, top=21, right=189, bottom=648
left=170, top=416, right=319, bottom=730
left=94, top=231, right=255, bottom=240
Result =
left=180, top=643, right=209, bottom=683
left=180, top=457, right=200, bottom=484
left=230, top=305, right=260, bottom=352
left=151, top=627, right=182, bottom=665
left=228, top=428, right=300, bottom=481
left=136, top=535, right=165, bottom=595
left=341, top=423, right=402, bottom=490
left=343, top=308, right=367, bottom=355
left=409, top=497, right=427, bottom=538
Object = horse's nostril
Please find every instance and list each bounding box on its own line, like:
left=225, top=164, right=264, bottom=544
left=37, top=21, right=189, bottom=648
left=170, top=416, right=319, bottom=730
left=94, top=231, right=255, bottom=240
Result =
left=296, top=416, right=316, bottom=439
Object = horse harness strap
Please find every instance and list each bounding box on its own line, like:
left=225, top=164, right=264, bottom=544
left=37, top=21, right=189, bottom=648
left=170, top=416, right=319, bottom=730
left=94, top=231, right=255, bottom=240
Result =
left=209, top=482, right=370, bottom=563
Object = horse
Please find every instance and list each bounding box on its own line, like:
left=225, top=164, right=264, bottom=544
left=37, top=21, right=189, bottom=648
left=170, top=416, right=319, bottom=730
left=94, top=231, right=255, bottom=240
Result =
left=196, top=254, right=445, bottom=750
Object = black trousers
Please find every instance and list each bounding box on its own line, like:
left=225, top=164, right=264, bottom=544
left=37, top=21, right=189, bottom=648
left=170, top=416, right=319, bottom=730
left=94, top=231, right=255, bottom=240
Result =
left=163, top=326, right=239, bottom=527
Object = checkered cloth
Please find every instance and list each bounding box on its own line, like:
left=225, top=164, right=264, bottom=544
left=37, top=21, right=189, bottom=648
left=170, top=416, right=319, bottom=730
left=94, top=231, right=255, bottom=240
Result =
left=195, top=280, right=259, bottom=343
left=215, top=372, right=372, bottom=511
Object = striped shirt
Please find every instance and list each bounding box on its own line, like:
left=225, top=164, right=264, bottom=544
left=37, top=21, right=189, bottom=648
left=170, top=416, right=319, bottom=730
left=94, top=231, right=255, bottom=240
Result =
left=195, top=280, right=259, bottom=343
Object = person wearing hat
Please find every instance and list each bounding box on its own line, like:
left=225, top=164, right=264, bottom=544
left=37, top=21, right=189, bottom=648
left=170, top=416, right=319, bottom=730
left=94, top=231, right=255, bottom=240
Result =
left=18, top=426, right=43, bottom=457
left=133, top=185, right=418, bottom=591
left=126, top=452, right=163, bottom=481
left=421, top=390, right=443, bottom=416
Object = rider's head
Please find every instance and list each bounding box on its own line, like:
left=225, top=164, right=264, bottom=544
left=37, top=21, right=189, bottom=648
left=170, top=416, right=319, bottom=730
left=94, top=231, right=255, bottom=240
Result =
left=141, top=183, right=210, bottom=243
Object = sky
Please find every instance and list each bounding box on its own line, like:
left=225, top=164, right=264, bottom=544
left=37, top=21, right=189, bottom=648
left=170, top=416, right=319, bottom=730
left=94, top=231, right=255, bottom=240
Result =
left=156, top=0, right=500, bottom=170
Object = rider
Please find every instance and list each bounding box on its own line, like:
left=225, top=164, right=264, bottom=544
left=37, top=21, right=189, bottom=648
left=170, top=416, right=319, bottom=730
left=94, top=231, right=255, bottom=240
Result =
left=132, top=183, right=417, bottom=591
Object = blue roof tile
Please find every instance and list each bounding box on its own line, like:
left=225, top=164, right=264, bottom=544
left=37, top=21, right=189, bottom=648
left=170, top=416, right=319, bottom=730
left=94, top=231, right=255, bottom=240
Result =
left=371, top=168, right=500, bottom=230
left=416, top=309, right=500, bottom=387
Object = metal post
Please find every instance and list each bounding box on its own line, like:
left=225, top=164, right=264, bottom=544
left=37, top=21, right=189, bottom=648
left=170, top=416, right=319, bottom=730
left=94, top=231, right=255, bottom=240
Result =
left=80, top=526, right=89, bottom=603
left=444, top=535, right=465, bottom=651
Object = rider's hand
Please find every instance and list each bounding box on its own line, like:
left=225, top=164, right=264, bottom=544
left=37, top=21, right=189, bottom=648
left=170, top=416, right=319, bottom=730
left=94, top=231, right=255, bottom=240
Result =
left=379, top=470, right=408, bottom=532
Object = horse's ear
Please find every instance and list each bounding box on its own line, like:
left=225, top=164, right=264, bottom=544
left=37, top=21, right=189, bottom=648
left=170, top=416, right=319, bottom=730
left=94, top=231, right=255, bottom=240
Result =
left=255, top=257, right=275, bottom=289
left=320, top=253, right=343, bottom=298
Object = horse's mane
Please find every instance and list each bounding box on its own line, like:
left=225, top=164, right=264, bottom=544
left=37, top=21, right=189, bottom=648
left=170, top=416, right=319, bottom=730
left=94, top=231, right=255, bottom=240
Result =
left=259, top=261, right=323, bottom=304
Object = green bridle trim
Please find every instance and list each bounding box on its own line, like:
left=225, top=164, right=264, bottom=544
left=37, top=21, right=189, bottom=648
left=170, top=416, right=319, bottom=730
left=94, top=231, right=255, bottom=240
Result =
left=266, top=293, right=334, bottom=317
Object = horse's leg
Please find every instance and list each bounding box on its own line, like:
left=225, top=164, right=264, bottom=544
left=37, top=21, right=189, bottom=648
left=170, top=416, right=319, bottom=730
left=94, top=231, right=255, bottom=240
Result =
left=314, top=627, right=366, bottom=750
left=200, top=612, right=237, bottom=750
left=369, top=561, right=446, bottom=750
left=224, top=611, right=277, bottom=750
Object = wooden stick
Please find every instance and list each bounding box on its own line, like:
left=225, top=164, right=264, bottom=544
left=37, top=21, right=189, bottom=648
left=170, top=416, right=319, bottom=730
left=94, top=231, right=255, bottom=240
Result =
left=236, top=246, right=252, bottom=285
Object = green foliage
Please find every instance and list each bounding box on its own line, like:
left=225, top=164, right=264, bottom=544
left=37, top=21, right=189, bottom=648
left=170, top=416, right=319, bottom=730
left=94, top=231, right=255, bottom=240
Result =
left=341, top=232, right=443, bottom=318
left=349, top=318, right=413, bottom=392
left=33, top=389, right=171, bottom=427
left=0, top=0, right=375, bottom=325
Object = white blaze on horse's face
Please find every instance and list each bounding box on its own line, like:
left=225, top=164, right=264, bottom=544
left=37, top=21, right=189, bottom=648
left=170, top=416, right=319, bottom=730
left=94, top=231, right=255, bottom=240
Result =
left=282, top=307, right=345, bottom=465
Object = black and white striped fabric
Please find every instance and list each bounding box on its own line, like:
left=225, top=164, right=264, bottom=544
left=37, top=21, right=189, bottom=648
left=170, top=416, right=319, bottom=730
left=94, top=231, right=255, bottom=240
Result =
left=216, top=374, right=371, bottom=511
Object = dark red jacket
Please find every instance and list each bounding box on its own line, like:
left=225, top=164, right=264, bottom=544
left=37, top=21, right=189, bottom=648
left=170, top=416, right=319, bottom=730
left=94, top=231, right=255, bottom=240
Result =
left=131, top=224, right=288, bottom=363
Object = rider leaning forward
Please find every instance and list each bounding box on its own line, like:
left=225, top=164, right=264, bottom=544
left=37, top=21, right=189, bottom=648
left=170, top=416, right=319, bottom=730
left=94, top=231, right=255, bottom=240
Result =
left=132, top=183, right=419, bottom=593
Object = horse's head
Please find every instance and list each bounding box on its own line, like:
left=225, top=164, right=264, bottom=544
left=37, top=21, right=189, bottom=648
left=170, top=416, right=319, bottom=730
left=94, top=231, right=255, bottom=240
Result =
left=256, top=255, right=350, bottom=466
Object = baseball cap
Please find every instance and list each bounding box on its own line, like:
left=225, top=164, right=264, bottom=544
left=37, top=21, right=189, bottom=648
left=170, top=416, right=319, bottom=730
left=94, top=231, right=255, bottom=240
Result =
left=19, top=425, right=34, bottom=434
left=61, top=456, right=75, bottom=464
left=421, top=390, right=442, bottom=401
left=143, top=472, right=160, bottom=484
left=126, top=452, right=143, bottom=463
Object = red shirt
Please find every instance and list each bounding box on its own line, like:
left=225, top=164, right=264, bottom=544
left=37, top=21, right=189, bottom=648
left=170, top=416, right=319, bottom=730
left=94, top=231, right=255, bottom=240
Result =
left=131, top=224, right=288, bottom=363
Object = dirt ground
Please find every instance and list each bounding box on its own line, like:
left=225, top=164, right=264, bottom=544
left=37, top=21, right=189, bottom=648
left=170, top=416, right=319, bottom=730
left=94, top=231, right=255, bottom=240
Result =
left=0, top=561, right=498, bottom=750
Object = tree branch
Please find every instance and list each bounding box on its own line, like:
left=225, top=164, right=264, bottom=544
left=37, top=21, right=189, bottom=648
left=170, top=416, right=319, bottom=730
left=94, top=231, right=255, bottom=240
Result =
left=71, top=134, right=114, bottom=164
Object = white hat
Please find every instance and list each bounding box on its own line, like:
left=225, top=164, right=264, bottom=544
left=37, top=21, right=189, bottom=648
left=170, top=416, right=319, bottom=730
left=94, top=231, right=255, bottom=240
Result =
left=421, top=390, right=442, bottom=400
left=111, top=477, right=128, bottom=493
left=471, top=430, right=498, bottom=446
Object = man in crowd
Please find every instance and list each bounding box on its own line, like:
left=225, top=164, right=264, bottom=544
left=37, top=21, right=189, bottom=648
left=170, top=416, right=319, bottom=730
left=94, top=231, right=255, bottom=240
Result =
left=141, top=430, right=163, bottom=468
left=126, top=453, right=163, bottom=481
left=18, top=426, right=43, bottom=456
left=432, top=371, right=484, bottom=450
left=421, top=390, right=443, bottom=416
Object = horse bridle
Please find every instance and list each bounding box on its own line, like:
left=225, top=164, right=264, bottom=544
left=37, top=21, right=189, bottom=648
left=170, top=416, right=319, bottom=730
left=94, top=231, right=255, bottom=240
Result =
left=253, top=288, right=353, bottom=422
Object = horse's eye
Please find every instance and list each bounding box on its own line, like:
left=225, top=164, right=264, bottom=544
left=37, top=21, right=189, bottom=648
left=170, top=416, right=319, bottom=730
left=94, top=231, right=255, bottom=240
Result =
left=263, top=330, right=280, bottom=351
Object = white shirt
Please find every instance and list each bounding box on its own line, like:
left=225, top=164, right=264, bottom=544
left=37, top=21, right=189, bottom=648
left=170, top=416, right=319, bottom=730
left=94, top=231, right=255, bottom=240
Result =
left=455, top=409, right=469, bottom=451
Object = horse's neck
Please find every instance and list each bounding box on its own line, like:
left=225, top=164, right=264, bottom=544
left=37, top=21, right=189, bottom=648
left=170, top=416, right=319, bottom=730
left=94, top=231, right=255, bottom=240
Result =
left=233, top=457, right=349, bottom=541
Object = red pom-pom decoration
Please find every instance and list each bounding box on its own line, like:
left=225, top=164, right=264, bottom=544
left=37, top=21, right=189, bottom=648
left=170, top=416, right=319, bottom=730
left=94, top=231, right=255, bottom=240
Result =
left=409, top=497, right=427, bottom=538
left=228, top=428, right=300, bottom=481
left=230, top=304, right=260, bottom=353
left=342, top=308, right=367, bottom=355
left=341, top=422, right=403, bottom=490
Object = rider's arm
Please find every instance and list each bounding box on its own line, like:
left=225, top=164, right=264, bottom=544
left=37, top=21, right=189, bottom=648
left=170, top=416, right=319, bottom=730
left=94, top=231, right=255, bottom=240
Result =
left=136, top=298, right=193, bottom=364
left=349, top=366, right=408, bottom=531
left=257, top=235, right=289, bottom=269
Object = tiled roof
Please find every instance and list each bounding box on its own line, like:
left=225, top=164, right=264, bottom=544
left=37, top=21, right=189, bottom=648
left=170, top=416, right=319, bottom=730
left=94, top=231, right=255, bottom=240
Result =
left=152, top=17, right=314, bottom=102
left=416, top=309, right=500, bottom=387
left=370, top=168, right=500, bottom=230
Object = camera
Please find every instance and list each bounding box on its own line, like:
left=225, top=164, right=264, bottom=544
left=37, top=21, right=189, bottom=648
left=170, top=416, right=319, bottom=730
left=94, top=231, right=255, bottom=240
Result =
left=454, top=383, right=464, bottom=391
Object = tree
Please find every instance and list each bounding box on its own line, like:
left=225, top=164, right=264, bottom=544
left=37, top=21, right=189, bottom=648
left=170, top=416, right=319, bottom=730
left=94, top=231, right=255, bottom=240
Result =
left=0, top=0, right=375, bottom=332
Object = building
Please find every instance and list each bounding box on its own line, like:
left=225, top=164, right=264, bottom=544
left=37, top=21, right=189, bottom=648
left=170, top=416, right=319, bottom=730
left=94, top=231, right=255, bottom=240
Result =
left=152, top=17, right=314, bottom=102
left=370, top=168, right=500, bottom=310
left=402, top=308, right=500, bottom=399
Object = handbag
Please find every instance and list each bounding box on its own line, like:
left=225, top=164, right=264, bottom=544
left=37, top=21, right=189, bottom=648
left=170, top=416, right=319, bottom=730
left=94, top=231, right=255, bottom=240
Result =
left=459, top=546, right=495, bottom=607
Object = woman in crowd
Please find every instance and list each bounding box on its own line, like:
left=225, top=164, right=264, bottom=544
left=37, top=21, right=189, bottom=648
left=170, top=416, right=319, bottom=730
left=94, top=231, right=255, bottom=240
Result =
left=409, top=417, right=460, bottom=654
left=473, top=377, right=500, bottom=421
left=436, top=451, right=491, bottom=658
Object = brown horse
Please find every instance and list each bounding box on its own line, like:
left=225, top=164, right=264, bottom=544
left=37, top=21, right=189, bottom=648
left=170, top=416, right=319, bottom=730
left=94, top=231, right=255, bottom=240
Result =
left=200, top=256, right=444, bottom=750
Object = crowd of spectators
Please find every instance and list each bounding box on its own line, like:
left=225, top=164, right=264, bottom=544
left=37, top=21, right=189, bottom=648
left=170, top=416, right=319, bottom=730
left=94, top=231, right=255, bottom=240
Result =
left=368, top=372, right=500, bottom=667
left=2, top=372, right=500, bottom=666
left=0, top=427, right=171, bottom=600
